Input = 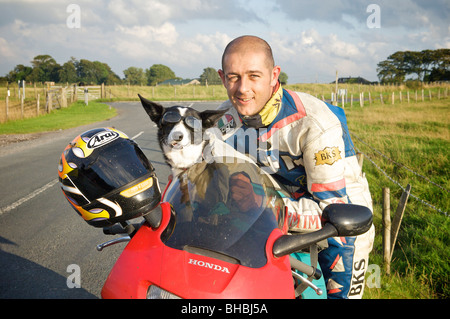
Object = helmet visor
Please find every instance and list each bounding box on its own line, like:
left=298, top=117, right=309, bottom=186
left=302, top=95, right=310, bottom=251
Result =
left=68, top=139, right=153, bottom=201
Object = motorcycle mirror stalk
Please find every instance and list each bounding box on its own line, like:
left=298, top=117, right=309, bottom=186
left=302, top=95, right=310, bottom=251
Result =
left=273, top=204, right=373, bottom=258
left=97, top=205, right=163, bottom=251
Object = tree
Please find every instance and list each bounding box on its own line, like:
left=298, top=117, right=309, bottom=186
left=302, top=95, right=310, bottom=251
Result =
left=199, top=67, right=221, bottom=85
left=5, top=64, right=33, bottom=82
left=59, top=57, right=78, bottom=83
left=28, top=54, right=61, bottom=83
left=76, top=59, right=121, bottom=85
left=279, top=71, right=288, bottom=85
left=146, top=64, right=176, bottom=86
left=123, top=67, right=147, bottom=85
left=377, top=49, right=450, bottom=83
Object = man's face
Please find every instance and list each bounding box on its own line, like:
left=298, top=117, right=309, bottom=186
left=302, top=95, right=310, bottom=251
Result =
left=219, top=51, right=280, bottom=116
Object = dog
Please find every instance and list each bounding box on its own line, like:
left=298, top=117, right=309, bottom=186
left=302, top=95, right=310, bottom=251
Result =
left=138, top=94, right=227, bottom=175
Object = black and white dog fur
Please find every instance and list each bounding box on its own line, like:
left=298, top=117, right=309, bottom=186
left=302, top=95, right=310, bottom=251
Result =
left=138, top=94, right=226, bottom=175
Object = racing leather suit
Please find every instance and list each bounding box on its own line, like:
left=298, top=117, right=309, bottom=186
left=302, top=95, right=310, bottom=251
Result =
left=216, top=84, right=375, bottom=299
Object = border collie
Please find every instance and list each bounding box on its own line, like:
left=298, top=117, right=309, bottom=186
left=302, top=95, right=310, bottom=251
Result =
left=138, top=94, right=226, bottom=175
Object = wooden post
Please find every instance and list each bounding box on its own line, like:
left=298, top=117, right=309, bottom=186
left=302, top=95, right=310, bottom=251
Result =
left=333, top=70, right=338, bottom=106
left=407, top=91, right=410, bottom=104
left=36, top=94, right=40, bottom=115
left=356, top=152, right=364, bottom=169
left=61, top=88, right=67, bottom=108
left=47, top=93, right=53, bottom=112
left=390, top=184, right=411, bottom=259
left=21, top=95, right=24, bottom=119
left=5, top=95, right=9, bottom=121
left=383, top=187, right=391, bottom=275
left=391, top=92, right=395, bottom=105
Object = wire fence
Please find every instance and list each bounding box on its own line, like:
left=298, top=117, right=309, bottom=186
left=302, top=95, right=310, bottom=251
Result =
left=351, top=132, right=448, bottom=217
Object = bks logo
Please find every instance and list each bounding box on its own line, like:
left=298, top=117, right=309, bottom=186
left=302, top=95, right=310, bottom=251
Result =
left=87, top=130, right=120, bottom=149
left=314, top=146, right=342, bottom=166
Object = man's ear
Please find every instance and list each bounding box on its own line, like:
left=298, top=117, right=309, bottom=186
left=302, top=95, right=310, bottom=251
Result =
left=218, top=69, right=226, bottom=86
left=200, top=109, right=227, bottom=129
left=138, top=94, right=164, bottom=123
left=271, top=66, right=281, bottom=87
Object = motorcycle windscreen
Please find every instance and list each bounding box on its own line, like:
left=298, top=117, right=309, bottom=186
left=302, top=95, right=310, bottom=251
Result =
left=162, top=161, right=287, bottom=268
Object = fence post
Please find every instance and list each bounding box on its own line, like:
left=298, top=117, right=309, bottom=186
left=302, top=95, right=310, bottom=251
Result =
left=61, top=88, right=67, bottom=108
left=390, top=184, right=411, bottom=259
left=36, top=94, right=40, bottom=115
left=47, top=93, right=53, bottom=112
left=21, top=95, right=24, bottom=119
left=5, top=95, right=9, bottom=121
left=383, top=187, right=391, bottom=275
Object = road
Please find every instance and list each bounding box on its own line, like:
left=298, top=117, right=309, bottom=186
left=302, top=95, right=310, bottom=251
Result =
left=0, top=100, right=222, bottom=298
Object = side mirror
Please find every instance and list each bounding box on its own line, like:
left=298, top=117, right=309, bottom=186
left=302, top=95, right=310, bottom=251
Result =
left=321, top=203, right=373, bottom=237
left=273, top=204, right=373, bottom=257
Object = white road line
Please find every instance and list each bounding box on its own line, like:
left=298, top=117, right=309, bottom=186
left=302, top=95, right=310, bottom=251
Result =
left=131, top=131, right=144, bottom=140
left=0, top=179, right=59, bottom=216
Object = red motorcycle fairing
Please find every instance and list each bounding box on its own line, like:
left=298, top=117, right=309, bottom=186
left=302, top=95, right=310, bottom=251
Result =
left=101, top=202, right=294, bottom=299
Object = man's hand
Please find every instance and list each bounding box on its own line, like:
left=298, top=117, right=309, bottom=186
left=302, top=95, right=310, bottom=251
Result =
left=230, top=173, right=262, bottom=212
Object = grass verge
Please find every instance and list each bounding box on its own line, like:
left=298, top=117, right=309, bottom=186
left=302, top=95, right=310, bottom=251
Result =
left=0, top=100, right=117, bottom=134
left=345, top=99, right=449, bottom=299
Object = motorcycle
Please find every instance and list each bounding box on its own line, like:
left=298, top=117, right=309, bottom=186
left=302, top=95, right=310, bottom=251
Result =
left=97, top=161, right=373, bottom=299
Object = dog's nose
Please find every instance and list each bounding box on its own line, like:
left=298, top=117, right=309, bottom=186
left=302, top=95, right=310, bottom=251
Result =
left=172, top=132, right=184, bottom=141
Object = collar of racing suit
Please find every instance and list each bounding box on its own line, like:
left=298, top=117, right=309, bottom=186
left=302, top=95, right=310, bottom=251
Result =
left=239, top=82, right=283, bottom=129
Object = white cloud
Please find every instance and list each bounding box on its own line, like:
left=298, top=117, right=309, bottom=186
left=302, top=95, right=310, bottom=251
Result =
left=0, top=37, right=15, bottom=58
left=0, top=0, right=447, bottom=82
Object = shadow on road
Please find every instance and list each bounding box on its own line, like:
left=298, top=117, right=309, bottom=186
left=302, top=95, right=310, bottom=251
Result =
left=0, top=237, right=96, bottom=299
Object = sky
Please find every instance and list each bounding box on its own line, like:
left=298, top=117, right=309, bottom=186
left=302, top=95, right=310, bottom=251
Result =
left=0, top=0, right=449, bottom=83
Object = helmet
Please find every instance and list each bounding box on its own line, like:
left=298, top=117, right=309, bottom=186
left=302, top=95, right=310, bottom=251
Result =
left=58, top=127, right=161, bottom=228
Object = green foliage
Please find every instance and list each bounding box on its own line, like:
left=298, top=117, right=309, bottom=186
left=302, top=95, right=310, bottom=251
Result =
left=279, top=71, right=288, bottom=85
left=199, top=67, right=222, bottom=85
left=3, top=55, right=122, bottom=85
left=377, top=49, right=450, bottom=83
left=123, top=67, right=147, bottom=85
left=146, top=64, right=177, bottom=86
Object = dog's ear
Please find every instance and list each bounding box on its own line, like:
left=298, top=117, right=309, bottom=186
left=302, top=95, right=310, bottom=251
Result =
left=138, top=94, right=164, bottom=123
left=200, top=109, right=227, bottom=129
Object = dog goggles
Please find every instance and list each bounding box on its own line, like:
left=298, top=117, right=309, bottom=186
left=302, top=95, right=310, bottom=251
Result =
left=161, top=111, right=202, bottom=131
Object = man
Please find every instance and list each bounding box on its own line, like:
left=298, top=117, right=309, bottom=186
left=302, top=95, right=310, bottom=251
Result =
left=216, top=35, right=375, bottom=299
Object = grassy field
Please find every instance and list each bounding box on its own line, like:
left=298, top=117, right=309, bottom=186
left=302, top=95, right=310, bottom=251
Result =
left=0, top=100, right=116, bottom=134
left=344, top=98, right=449, bottom=299
left=0, top=82, right=448, bottom=298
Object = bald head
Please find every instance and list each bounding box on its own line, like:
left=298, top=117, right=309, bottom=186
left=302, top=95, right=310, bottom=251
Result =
left=221, top=35, right=275, bottom=72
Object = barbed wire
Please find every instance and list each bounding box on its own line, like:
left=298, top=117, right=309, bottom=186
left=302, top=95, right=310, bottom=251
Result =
left=351, top=133, right=449, bottom=193
left=351, top=133, right=448, bottom=217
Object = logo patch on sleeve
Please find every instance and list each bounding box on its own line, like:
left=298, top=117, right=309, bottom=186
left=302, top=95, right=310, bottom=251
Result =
left=314, top=147, right=342, bottom=166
